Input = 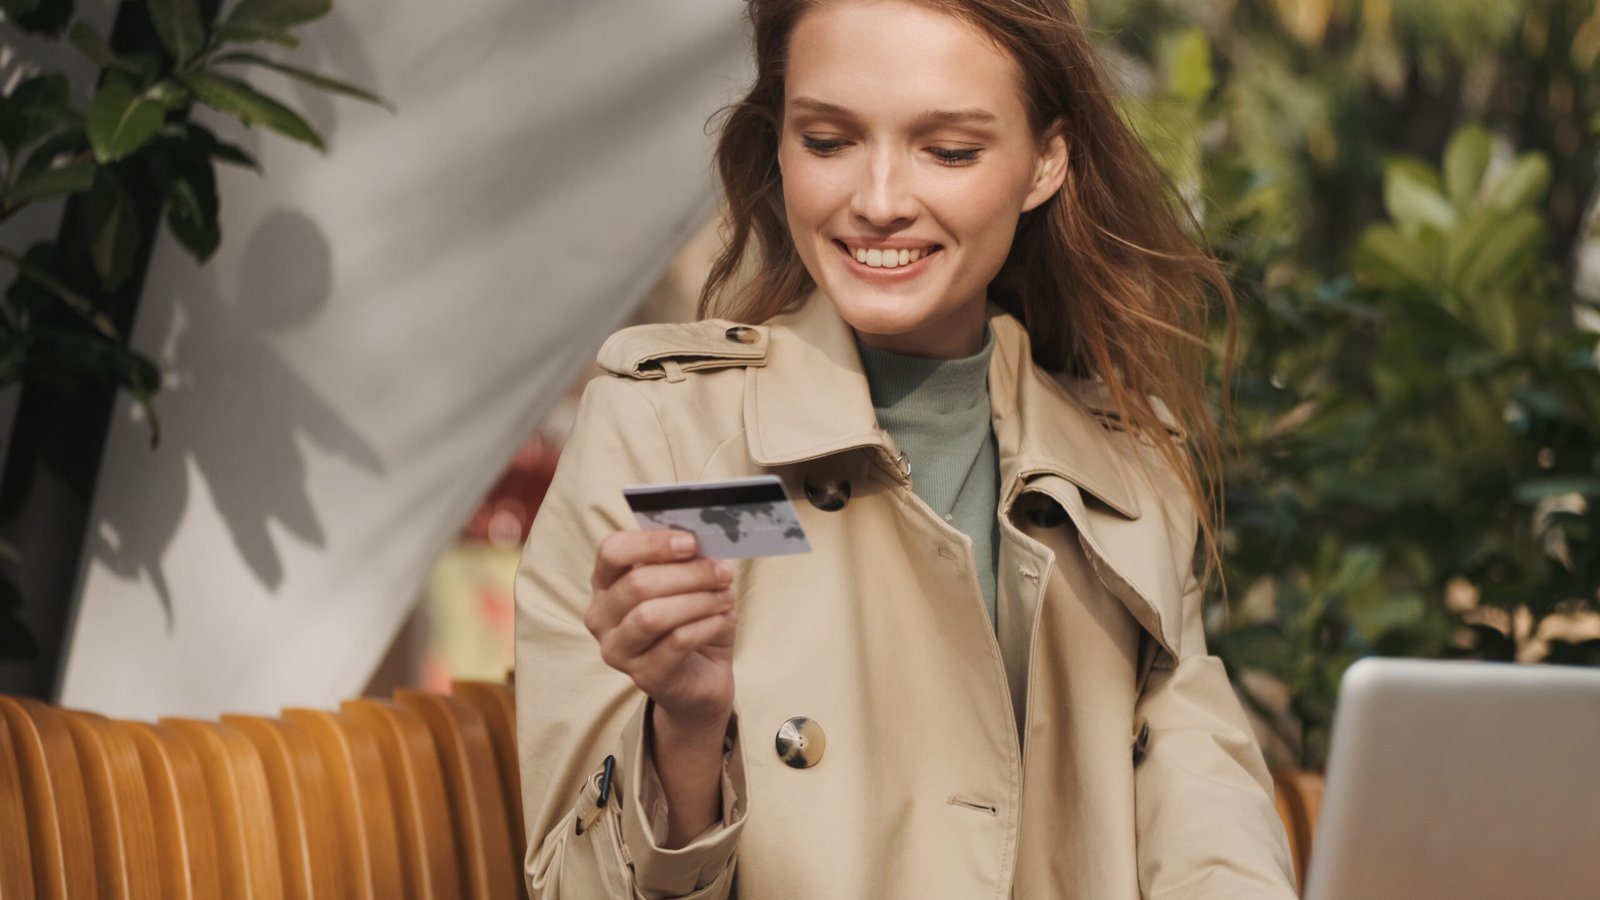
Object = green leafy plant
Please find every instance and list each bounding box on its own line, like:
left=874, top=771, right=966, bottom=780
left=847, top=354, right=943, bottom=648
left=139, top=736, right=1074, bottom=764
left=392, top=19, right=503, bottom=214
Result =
left=0, top=0, right=386, bottom=663
left=1090, top=0, right=1600, bottom=768
left=1, top=0, right=386, bottom=431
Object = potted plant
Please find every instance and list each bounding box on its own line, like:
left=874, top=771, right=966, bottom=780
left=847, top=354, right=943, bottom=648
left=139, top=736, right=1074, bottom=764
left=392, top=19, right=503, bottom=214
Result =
left=0, top=0, right=386, bottom=695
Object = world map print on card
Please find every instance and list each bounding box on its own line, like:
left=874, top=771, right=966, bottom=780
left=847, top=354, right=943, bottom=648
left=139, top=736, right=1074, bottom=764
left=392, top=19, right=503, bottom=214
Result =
left=623, top=476, right=811, bottom=560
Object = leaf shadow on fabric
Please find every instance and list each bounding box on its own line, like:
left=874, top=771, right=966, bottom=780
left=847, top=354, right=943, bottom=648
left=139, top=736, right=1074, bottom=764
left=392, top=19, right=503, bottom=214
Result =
left=87, top=208, right=386, bottom=627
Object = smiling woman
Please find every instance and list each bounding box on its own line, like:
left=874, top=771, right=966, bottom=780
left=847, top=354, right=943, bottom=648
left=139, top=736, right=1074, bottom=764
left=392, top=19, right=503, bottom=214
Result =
left=514, top=1, right=1299, bottom=898
left=776, top=2, right=1066, bottom=359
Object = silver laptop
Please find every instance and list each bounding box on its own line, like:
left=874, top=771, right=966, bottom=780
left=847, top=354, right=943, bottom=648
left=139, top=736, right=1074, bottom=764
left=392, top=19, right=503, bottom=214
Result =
left=1305, top=658, right=1600, bottom=900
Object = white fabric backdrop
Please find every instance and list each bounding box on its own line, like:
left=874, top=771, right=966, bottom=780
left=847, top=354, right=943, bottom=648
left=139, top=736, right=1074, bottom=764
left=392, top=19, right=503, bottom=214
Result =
left=59, top=0, right=748, bottom=719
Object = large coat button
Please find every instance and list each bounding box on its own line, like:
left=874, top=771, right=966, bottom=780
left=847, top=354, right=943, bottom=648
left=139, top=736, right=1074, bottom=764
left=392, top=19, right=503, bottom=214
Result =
left=775, top=717, right=826, bottom=769
left=724, top=325, right=758, bottom=344
left=803, top=475, right=850, bottom=511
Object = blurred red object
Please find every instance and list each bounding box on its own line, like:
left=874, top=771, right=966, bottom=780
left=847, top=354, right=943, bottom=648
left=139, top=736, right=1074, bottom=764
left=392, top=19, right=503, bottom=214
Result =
left=461, top=437, right=562, bottom=548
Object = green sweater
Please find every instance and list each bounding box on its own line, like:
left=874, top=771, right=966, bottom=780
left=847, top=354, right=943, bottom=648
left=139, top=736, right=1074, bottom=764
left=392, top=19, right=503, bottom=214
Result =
left=857, top=329, right=1000, bottom=626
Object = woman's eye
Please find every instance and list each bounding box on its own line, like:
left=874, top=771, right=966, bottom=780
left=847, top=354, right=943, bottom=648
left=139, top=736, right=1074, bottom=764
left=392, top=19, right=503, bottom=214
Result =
left=929, top=146, right=982, bottom=165
left=801, top=135, right=846, bottom=155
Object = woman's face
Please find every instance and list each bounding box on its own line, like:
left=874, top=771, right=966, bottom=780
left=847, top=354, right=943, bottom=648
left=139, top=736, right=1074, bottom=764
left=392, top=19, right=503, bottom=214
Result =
left=778, top=0, right=1066, bottom=359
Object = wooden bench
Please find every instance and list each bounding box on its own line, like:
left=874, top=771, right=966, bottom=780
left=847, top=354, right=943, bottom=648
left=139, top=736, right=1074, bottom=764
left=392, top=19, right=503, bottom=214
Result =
left=1, top=686, right=1324, bottom=897
left=0, top=683, right=525, bottom=900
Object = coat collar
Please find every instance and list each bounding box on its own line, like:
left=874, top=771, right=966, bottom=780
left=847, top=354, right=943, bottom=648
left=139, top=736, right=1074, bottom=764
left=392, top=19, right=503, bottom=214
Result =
left=743, top=295, right=1142, bottom=520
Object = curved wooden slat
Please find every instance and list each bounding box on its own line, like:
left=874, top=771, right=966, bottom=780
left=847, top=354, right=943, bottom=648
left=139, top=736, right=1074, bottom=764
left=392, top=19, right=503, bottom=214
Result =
left=397, top=689, right=520, bottom=900
left=224, top=715, right=347, bottom=900
left=451, top=680, right=525, bottom=858
left=120, top=722, right=222, bottom=900
left=0, top=695, right=97, bottom=900
left=1271, top=769, right=1307, bottom=892
left=1289, top=768, right=1324, bottom=884
left=282, top=708, right=405, bottom=900
left=342, top=699, right=462, bottom=900
left=0, top=712, right=38, bottom=900
left=163, top=719, right=285, bottom=900
left=62, top=711, right=161, bottom=899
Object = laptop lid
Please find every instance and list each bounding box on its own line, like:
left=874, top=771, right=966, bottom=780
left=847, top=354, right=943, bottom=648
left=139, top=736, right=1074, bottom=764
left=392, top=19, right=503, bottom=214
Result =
left=1304, top=658, right=1600, bottom=900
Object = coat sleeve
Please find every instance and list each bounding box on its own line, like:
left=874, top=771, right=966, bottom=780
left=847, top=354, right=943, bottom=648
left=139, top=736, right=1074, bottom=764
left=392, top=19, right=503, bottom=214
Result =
left=514, top=375, right=747, bottom=900
left=1132, top=562, right=1298, bottom=899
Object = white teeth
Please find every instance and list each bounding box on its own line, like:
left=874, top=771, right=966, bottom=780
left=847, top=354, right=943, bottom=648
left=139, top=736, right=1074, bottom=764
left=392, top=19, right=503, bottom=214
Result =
left=847, top=245, right=933, bottom=268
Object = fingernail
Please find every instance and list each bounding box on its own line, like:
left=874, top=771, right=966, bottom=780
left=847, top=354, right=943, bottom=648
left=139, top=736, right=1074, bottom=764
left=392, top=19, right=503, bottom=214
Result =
left=714, top=561, right=733, bottom=582
left=671, top=533, right=695, bottom=555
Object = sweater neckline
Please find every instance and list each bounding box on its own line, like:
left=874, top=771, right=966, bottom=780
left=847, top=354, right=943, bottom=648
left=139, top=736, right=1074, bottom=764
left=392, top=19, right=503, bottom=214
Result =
left=855, top=326, right=995, bottom=415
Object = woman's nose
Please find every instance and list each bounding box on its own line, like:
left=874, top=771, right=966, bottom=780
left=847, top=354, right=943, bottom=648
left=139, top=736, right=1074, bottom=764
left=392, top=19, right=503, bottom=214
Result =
left=849, top=150, right=918, bottom=228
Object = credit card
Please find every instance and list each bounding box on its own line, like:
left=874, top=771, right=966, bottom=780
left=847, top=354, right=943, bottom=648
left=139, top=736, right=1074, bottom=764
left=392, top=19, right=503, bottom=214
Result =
left=622, top=475, right=812, bottom=559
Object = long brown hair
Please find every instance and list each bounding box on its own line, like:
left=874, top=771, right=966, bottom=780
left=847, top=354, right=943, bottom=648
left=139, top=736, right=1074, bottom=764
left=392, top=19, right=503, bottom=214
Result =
left=699, top=0, right=1237, bottom=584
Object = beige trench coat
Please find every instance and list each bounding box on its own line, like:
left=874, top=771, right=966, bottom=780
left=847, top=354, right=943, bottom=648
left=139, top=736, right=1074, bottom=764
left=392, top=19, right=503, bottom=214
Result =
left=514, top=297, right=1296, bottom=899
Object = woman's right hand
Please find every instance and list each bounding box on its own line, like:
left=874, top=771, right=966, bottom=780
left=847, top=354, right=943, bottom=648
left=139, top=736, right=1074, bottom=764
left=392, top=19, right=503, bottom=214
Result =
left=586, top=529, right=737, bottom=731
left=587, top=530, right=737, bottom=846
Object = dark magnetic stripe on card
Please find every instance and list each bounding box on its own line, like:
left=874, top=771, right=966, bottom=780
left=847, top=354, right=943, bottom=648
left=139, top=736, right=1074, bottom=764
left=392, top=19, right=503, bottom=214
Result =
left=623, top=481, right=789, bottom=512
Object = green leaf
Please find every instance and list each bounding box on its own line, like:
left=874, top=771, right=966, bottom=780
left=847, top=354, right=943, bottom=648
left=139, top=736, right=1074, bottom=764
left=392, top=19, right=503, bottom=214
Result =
left=67, top=21, right=143, bottom=75
left=1165, top=28, right=1214, bottom=103
left=149, top=146, right=221, bottom=260
left=0, top=244, right=120, bottom=339
left=1, top=75, right=78, bottom=157
left=1329, top=545, right=1384, bottom=595
left=87, top=79, right=169, bottom=163
left=223, top=0, right=330, bottom=31
left=213, top=52, right=393, bottom=110
left=1384, top=159, right=1456, bottom=234
left=5, top=0, right=73, bottom=36
left=214, top=22, right=300, bottom=49
left=146, top=0, right=207, bottom=65
left=84, top=179, right=141, bottom=291
left=1452, top=209, right=1544, bottom=297
left=182, top=121, right=260, bottom=169
left=1485, top=154, right=1551, bottom=211
left=18, top=129, right=89, bottom=179
left=165, top=172, right=220, bottom=260
left=1443, top=124, right=1491, bottom=210
left=11, top=73, right=70, bottom=106
left=3, top=158, right=97, bottom=206
left=177, top=71, right=325, bottom=151
left=65, top=26, right=163, bottom=83
left=1355, top=224, right=1436, bottom=292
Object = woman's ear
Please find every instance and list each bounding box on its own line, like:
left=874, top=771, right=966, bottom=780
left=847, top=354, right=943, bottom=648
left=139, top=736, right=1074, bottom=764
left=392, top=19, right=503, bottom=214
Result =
left=1022, top=119, right=1068, bottom=213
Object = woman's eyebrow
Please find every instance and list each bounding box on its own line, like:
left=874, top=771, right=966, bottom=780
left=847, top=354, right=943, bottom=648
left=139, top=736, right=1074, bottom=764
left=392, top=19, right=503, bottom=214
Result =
left=787, top=97, right=857, bottom=118
left=914, top=108, right=998, bottom=126
left=787, top=97, right=998, bottom=127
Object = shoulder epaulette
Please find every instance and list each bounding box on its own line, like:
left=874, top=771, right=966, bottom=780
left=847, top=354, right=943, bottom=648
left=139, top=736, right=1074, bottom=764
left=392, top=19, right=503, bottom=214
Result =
left=597, top=320, right=769, bottom=382
left=1065, top=379, right=1187, bottom=442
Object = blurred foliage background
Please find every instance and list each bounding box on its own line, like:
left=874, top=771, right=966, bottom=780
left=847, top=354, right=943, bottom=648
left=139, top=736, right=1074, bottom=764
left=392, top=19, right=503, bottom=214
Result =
left=1089, top=0, right=1600, bottom=768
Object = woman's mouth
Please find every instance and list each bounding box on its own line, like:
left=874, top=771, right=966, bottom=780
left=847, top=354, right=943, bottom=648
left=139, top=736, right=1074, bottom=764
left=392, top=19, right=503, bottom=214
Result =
left=833, top=240, right=943, bottom=274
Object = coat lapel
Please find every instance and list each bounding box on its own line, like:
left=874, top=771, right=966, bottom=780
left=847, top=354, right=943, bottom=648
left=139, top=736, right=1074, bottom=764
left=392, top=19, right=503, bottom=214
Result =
left=987, top=309, right=1185, bottom=661
left=743, top=296, right=894, bottom=468
left=743, top=295, right=1185, bottom=660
